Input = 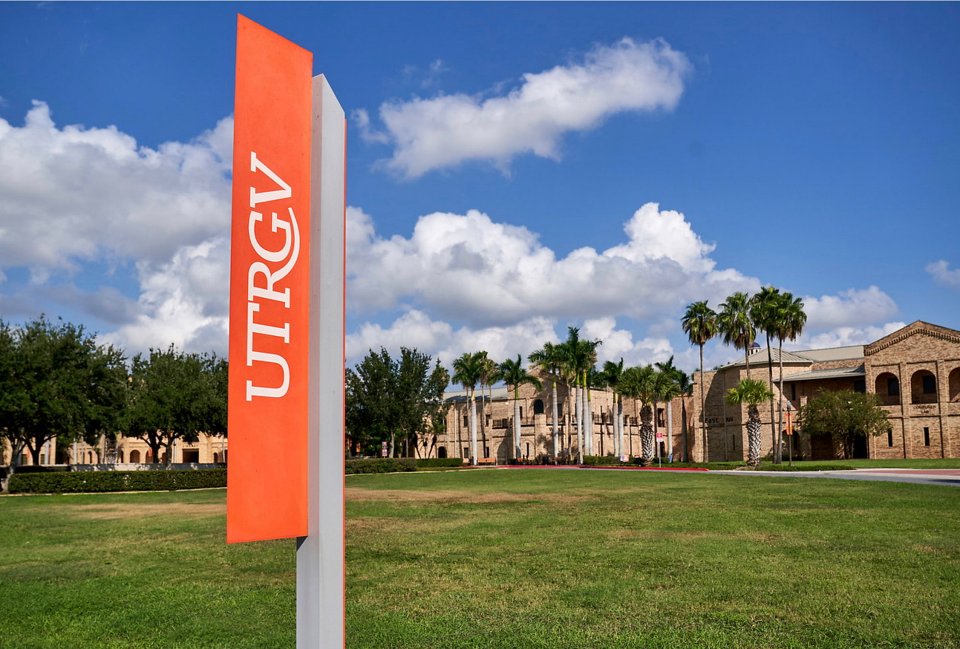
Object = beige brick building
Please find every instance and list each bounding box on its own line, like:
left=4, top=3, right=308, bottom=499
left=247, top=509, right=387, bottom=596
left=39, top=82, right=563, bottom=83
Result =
left=690, top=321, right=960, bottom=462
left=431, top=380, right=689, bottom=463
left=2, top=433, right=227, bottom=467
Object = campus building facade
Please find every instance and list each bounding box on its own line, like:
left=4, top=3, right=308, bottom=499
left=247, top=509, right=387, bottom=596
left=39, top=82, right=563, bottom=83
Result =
left=690, top=321, right=960, bottom=462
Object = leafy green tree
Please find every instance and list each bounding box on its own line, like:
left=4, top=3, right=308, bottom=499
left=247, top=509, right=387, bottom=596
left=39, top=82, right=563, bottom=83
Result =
left=799, top=390, right=889, bottom=459
left=725, top=378, right=774, bottom=466
left=452, top=351, right=486, bottom=464
left=718, top=292, right=757, bottom=378
left=395, top=350, right=449, bottom=458
left=346, top=348, right=395, bottom=456
left=682, top=301, right=717, bottom=461
left=496, top=355, right=542, bottom=460
left=529, top=341, right=567, bottom=459
left=125, top=345, right=224, bottom=465
left=0, top=317, right=127, bottom=466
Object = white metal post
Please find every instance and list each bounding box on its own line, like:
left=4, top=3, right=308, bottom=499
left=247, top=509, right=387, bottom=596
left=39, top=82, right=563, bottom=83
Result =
left=296, top=74, right=346, bottom=649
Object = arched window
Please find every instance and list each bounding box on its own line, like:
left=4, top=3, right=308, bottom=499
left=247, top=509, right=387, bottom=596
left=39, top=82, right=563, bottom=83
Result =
left=130, top=450, right=141, bottom=463
left=533, top=399, right=545, bottom=415
left=118, top=451, right=124, bottom=463
left=949, top=367, right=960, bottom=403
left=911, top=370, right=938, bottom=405
left=437, top=446, right=447, bottom=459
left=144, top=450, right=153, bottom=463
left=874, top=373, right=900, bottom=406
left=213, top=452, right=220, bottom=464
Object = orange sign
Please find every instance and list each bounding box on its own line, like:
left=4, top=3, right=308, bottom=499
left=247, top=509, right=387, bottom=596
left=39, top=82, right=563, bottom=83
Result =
left=227, top=15, right=312, bottom=543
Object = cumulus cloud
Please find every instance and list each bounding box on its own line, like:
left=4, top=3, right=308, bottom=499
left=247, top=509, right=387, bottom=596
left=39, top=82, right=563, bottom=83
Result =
left=801, top=286, right=898, bottom=330
left=366, top=37, right=690, bottom=178
left=800, top=322, right=907, bottom=350
left=347, top=202, right=758, bottom=328
left=0, top=102, right=232, bottom=275
left=926, top=260, right=960, bottom=289
left=582, top=317, right=674, bottom=367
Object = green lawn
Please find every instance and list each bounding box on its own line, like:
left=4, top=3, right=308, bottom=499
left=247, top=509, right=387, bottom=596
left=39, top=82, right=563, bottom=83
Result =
left=1, top=470, right=959, bottom=648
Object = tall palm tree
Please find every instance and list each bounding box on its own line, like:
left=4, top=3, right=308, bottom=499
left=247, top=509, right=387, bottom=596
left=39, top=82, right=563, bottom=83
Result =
left=497, top=355, right=543, bottom=461
left=576, top=339, right=601, bottom=456
left=655, top=356, right=683, bottom=462
left=718, top=292, right=757, bottom=379
left=451, top=351, right=484, bottom=465
left=529, top=341, right=566, bottom=460
left=725, top=378, right=774, bottom=466
left=602, top=358, right=625, bottom=458
left=559, top=327, right=599, bottom=461
left=620, top=364, right=658, bottom=466
left=674, top=370, right=694, bottom=462
left=682, top=301, right=718, bottom=462
left=773, top=292, right=807, bottom=459
left=477, top=352, right=498, bottom=460
left=750, top=286, right=782, bottom=462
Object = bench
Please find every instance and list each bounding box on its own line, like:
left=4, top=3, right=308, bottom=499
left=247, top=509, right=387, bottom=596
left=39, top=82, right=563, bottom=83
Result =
left=475, top=457, right=497, bottom=466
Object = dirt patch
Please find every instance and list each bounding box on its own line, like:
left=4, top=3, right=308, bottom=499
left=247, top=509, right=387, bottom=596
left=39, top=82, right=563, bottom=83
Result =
left=68, top=502, right=224, bottom=521
left=346, top=487, right=590, bottom=506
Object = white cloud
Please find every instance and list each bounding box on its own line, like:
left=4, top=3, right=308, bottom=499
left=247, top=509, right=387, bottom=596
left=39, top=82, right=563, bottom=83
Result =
left=347, top=202, right=758, bottom=329
left=0, top=102, right=231, bottom=275
left=926, top=260, right=960, bottom=289
left=104, top=238, right=230, bottom=355
left=369, top=37, right=690, bottom=178
left=801, top=286, right=898, bottom=330
left=800, top=322, right=907, bottom=350
left=582, top=317, right=674, bottom=367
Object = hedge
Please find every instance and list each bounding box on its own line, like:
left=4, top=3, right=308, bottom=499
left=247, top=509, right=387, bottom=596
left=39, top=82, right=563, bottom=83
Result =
left=345, top=458, right=417, bottom=474
left=581, top=455, right=623, bottom=466
left=8, top=468, right=226, bottom=494
left=415, top=458, right=465, bottom=469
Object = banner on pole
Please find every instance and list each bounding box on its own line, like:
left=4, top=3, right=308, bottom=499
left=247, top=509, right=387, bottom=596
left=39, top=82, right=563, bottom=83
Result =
left=227, top=15, right=313, bottom=544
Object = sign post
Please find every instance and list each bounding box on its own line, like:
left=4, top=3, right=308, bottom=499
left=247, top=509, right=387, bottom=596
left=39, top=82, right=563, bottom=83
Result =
left=226, top=15, right=346, bottom=648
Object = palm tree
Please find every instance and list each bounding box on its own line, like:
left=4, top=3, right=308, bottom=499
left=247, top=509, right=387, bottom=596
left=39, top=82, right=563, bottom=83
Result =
left=477, top=352, right=498, bottom=460
left=717, top=292, right=757, bottom=379
left=559, top=327, right=599, bottom=462
left=773, top=292, right=807, bottom=459
left=750, top=286, right=782, bottom=462
left=654, top=356, right=683, bottom=462
left=497, top=355, right=543, bottom=461
left=674, top=370, right=694, bottom=462
left=529, top=341, right=566, bottom=460
left=682, top=301, right=717, bottom=462
left=725, top=378, right=774, bottom=466
left=620, top=364, right=658, bottom=466
left=602, top=358, right=625, bottom=458
left=451, top=351, right=484, bottom=465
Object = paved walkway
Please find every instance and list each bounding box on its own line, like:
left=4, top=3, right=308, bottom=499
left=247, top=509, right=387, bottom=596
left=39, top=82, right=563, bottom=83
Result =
left=710, top=468, right=960, bottom=487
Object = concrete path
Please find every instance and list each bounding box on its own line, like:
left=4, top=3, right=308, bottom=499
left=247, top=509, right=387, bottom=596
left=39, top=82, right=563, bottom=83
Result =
left=710, top=468, right=960, bottom=487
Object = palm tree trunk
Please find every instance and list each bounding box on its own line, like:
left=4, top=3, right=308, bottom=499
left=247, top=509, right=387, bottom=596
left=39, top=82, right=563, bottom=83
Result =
left=469, top=388, right=478, bottom=466
left=513, top=394, right=521, bottom=461
left=551, top=379, right=559, bottom=460
left=747, top=407, right=762, bottom=466
left=777, top=338, right=785, bottom=464
left=574, top=383, right=583, bottom=463
left=699, top=343, right=707, bottom=463
left=765, top=334, right=777, bottom=464
left=666, top=401, right=674, bottom=462
left=641, top=405, right=654, bottom=466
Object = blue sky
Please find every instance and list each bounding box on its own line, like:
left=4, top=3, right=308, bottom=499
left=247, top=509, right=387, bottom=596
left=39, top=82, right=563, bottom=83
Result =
left=1, top=2, right=958, bottom=373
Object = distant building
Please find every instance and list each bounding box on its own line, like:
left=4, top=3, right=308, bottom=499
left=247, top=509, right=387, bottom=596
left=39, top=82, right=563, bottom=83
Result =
left=690, top=321, right=960, bottom=461
left=2, top=433, right=227, bottom=467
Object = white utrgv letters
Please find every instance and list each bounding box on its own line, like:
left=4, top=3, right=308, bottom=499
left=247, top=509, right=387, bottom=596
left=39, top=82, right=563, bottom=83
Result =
left=246, top=152, right=300, bottom=400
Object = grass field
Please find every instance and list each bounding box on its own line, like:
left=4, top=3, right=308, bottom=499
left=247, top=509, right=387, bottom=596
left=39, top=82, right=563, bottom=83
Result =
left=1, top=470, right=959, bottom=648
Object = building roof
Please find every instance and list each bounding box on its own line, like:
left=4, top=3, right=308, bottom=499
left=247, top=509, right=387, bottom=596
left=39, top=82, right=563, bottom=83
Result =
left=794, top=345, right=864, bottom=362
left=864, top=320, right=960, bottom=354
left=721, top=347, right=812, bottom=369
left=781, top=365, right=866, bottom=382
left=444, top=386, right=510, bottom=403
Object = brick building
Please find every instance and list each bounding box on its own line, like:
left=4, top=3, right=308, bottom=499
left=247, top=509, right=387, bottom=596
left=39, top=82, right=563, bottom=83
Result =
left=690, top=321, right=960, bottom=462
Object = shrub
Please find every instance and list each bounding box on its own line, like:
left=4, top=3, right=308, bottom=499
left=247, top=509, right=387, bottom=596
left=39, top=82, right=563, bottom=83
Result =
left=8, top=469, right=226, bottom=494
left=415, top=458, right=465, bottom=469
left=581, top=455, right=622, bottom=466
left=345, top=458, right=417, bottom=474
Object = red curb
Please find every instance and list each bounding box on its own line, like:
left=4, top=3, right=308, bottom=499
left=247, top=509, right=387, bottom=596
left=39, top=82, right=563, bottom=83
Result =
left=494, top=464, right=710, bottom=472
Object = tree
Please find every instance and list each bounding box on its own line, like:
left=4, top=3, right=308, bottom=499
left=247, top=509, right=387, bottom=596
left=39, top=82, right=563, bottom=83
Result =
left=477, top=352, right=498, bottom=460
left=620, top=365, right=658, bottom=466
left=682, top=301, right=717, bottom=462
left=718, top=292, right=756, bottom=378
left=497, top=355, right=542, bottom=461
left=749, top=286, right=782, bottom=462
left=654, top=357, right=682, bottom=462
left=725, top=378, right=774, bottom=466
left=452, top=351, right=485, bottom=465
left=345, top=347, right=448, bottom=458
left=125, top=345, right=224, bottom=465
left=529, top=341, right=566, bottom=459
left=0, top=317, right=127, bottom=467
left=602, top=358, right=625, bottom=458
left=799, top=390, right=889, bottom=459
left=772, top=292, right=807, bottom=458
